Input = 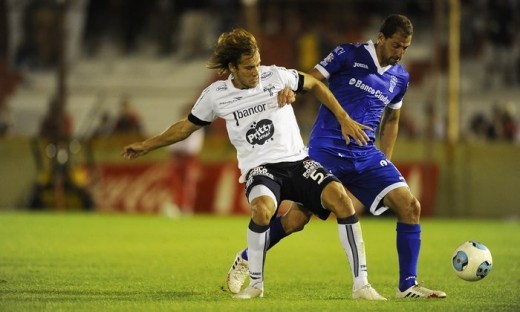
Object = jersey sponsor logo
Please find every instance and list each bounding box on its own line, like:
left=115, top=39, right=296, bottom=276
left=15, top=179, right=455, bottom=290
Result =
left=303, top=159, right=323, bottom=171
left=216, top=83, right=227, bottom=91
left=348, top=78, right=391, bottom=105
left=353, top=62, right=368, bottom=69
left=246, top=119, right=274, bottom=146
left=220, top=97, right=243, bottom=106
left=380, top=160, right=388, bottom=166
left=302, top=159, right=331, bottom=185
left=261, top=71, right=273, bottom=80
left=233, top=103, right=267, bottom=126
left=245, top=166, right=275, bottom=188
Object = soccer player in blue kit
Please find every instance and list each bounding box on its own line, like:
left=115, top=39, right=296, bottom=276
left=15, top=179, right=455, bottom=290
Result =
left=227, top=14, right=446, bottom=299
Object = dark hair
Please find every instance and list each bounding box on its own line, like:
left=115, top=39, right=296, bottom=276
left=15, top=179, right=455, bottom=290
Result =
left=379, top=14, right=413, bottom=38
left=207, top=28, right=259, bottom=75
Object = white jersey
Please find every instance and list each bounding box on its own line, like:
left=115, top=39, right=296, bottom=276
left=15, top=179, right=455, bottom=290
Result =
left=190, top=65, right=308, bottom=182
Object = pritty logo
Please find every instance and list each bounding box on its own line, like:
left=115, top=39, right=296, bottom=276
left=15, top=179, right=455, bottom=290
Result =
left=246, top=119, right=274, bottom=146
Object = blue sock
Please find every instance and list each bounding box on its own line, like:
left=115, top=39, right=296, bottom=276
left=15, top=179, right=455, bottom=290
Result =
left=241, top=216, right=286, bottom=261
left=396, top=222, right=421, bottom=291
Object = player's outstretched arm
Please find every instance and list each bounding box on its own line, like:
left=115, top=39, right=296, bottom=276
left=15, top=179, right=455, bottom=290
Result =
left=121, top=118, right=202, bottom=160
left=299, top=71, right=372, bottom=146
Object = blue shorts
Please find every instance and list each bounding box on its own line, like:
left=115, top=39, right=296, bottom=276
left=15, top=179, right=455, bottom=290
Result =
left=309, top=144, right=408, bottom=216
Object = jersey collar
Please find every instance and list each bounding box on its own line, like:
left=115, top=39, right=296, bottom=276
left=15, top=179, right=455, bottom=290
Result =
left=365, top=40, right=392, bottom=75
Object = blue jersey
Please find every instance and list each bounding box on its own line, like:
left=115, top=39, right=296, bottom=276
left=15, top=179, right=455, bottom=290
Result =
left=307, top=40, right=410, bottom=215
left=309, top=40, right=410, bottom=156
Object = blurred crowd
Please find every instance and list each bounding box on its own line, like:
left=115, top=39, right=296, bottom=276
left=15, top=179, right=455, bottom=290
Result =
left=4, top=0, right=240, bottom=69
left=461, top=0, right=520, bottom=88
left=467, top=102, right=518, bottom=143
left=0, top=0, right=519, bottom=143
left=37, top=93, right=145, bottom=141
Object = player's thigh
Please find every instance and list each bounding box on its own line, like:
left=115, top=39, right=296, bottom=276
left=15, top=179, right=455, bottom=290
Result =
left=280, top=202, right=312, bottom=233
left=344, top=187, right=365, bottom=214
left=320, top=181, right=355, bottom=219
left=285, top=159, right=338, bottom=220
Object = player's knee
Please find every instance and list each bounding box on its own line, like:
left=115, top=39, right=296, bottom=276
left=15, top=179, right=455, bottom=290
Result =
left=411, top=197, right=421, bottom=218
left=398, top=196, right=421, bottom=223
left=250, top=196, right=276, bottom=225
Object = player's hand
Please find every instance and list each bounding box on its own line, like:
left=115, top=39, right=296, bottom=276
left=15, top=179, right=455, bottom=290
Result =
left=121, top=142, right=148, bottom=160
left=277, top=87, right=296, bottom=107
left=339, top=117, right=372, bottom=146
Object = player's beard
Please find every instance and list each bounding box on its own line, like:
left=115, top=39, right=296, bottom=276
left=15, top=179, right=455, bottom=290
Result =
left=234, top=74, right=258, bottom=89
left=383, top=51, right=401, bottom=65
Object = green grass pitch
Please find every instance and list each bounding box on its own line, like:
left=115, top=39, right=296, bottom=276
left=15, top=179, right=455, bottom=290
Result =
left=0, top=212, right=519, bottom=311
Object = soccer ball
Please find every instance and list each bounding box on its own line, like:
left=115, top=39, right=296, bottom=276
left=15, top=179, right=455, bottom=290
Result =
left=452, top=241, right=493, bottom=281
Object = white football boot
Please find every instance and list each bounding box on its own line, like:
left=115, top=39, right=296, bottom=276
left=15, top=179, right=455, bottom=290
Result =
left=232, top=285, right=264, bottom=299
left=352, top=284, right=387, bottom=300
left=226, top=252, right=249, bottom=294
left=397, top=283, right=447, bottom=299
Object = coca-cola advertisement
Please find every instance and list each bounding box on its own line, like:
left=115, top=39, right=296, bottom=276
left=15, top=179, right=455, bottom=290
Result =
left=93, top=161, right=438, bottom=216
left=94, top=163, right=175, bottom=214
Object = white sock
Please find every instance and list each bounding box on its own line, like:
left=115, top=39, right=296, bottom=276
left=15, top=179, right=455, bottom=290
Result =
left=337, top=221, right=369, bottom=290
left=247, top=225, right=269, bottom=290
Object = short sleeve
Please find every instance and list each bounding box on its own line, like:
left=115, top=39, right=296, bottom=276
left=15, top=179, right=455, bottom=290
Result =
left=190, top=86, right=217, bottom=123
left=273, top=66, right=300, bottom=91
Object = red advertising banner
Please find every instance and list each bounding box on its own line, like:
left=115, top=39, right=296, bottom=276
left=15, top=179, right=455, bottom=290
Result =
left=395, top=163, right=439, bottom=217
left=94, top=163, right=175, bottom=214
left=94, top=161, right=438, bottom=217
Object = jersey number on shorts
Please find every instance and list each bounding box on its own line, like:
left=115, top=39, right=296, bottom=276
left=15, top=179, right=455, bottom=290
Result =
left=309, top=171, right=326, bottom=185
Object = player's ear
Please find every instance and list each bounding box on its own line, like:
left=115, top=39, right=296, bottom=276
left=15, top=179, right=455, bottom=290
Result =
left=228, top=62, right=236, bottom=74
left=377, top=32, right=385, bottom=45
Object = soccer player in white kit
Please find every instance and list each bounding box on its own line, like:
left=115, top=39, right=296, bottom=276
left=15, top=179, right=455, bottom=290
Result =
left=122, top=28, right=385, bottom=300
